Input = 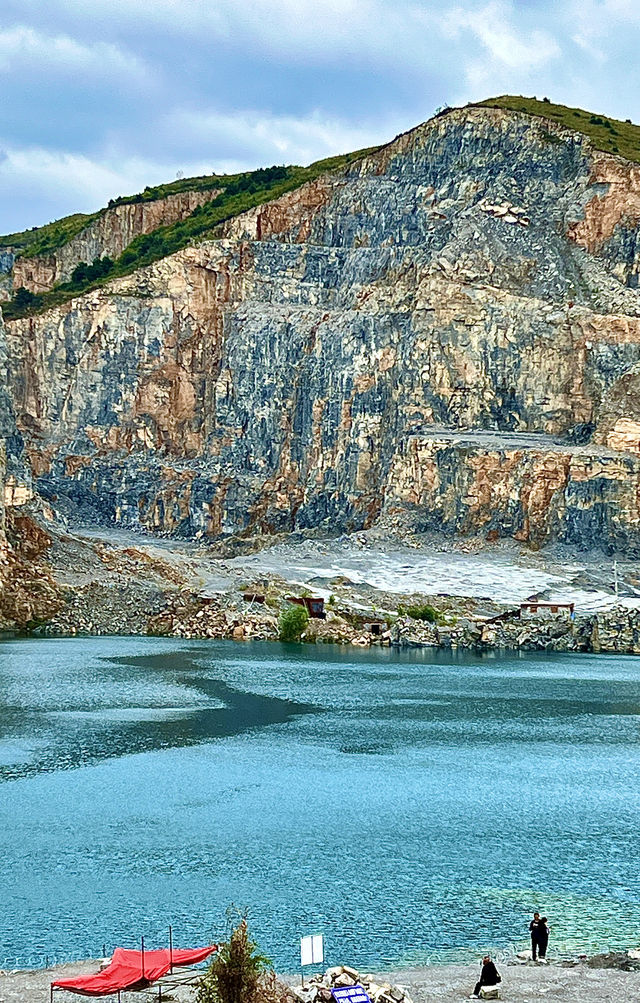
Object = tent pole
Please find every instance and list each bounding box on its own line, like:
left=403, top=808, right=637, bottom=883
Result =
left=141, top=936, right=145, bottom=980
left=169, top=926, right=173, bottom=975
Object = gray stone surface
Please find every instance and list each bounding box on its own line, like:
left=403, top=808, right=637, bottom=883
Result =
left=5, top=106, right=640, bottom=552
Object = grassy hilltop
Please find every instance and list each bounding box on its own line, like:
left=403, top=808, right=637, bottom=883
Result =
left=478, top=94, right=640, bottom=162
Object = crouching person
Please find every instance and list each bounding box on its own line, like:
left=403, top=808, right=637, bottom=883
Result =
left=470, top=954, right=501, bottom=999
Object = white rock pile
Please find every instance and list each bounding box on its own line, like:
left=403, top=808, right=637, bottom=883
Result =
left=479, top=201, right=530, bottom=226
left=292, top=966, right=412, bottom=1003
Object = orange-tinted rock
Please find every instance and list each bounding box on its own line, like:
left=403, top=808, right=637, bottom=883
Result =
left=5, top=106, right=640, bottom=552
left=8, top=188, right=221, bottom=296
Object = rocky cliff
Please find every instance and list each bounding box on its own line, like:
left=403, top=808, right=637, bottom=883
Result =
left=2, top=188, right=221, bottom=297
left=0, top=307, right=63, bottom=628
left=6, top=104, right=640, bottom=555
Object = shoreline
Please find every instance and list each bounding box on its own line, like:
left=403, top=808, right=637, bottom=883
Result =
left=5, top=601, right=640, bottom=658
left=4, top=953, right=640, bottom=1003
left=5, top=520, right=640, bottom=654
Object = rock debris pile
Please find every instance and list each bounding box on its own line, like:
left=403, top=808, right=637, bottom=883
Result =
left=479, top=199, right=530, bottom=225
left=392, top=608, right=640, bottom=654
left=292, top=966, right=412, bottom=1003
left=147, top=592, right=280, bottom=641
left=41, top=582, right=165, bottom=636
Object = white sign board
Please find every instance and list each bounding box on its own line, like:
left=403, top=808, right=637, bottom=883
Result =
left=300, top=934, right=323, bottom=967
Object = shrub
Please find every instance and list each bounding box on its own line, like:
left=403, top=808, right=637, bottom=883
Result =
left=13, top=286, right=40, bottom=310
left=278, top=603, right=309, bottom=642
left=196, top=913, right=271, bottom=1003
left=70, top=256, right=114, bottom=286
left=398, top=603, right=440, bottom=623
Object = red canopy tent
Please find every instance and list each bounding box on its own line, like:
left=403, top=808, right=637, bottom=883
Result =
left=52, top=945, right=217, bottom=998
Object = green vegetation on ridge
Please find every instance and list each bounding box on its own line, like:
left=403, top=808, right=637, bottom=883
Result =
left=478, top=95, right=640, bottom=162
left=0, top=211, right=101, bottom=258
left=2, top=147, right=375, bottom=321
left=0, top=172, right=238, bottom=259
left=5, top=95, right=639, bottom=271
left=17, top=170, right=257, bottom=259
left=10, top=94, right=636, bottom=322
left=106, top=171, right=235, bottom=207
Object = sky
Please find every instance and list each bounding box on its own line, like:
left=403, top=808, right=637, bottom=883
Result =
left=1, top=0, right=639, bottom=233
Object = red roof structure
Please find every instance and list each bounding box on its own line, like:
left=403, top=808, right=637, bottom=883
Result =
left=52, top=945, right=217, bottom=997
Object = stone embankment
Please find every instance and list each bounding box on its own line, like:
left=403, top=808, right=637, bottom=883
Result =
left=4, top=956, right=640, bottom=1003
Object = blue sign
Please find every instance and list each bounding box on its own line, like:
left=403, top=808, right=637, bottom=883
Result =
left=331, top=987, right=371, bottom=1003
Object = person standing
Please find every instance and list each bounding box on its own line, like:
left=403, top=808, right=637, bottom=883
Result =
left=529, top=912, right=542, bottom=961
left=469, top=955, right=501, bottom=999
left=538, top=916, right=550, bottom=961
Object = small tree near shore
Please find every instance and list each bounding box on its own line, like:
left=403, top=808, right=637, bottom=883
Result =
left=278, top=603, right=309, bottom=642
left=197, top=913, right=272, bottom=1003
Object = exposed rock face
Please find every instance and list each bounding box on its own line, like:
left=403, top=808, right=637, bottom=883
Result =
left=4, top=188, right=221, bottom=296
left=386, top=431, right=640, bottom=551
left=0, top=308, right=25, bottom=552
left=6, top=105, right=640, bottom=552
left=0, top=251, right=14, bottom=299
left=0, top=306, right=60, bottom=627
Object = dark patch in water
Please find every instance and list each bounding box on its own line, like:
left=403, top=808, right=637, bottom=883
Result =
left=0, top=651, right=318, bottom=782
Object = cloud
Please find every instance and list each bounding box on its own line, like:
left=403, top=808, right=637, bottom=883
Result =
left=445, top=2, right=560, bottom=71
left=0, top=0, right=500, bottom=76
left=34, top=0, right=393, bottom=55
left=170, top=106, right=389, bottom=167
left=0, top=146, right=170, bottom=232
left=2, top=0, right=640, bottom=231
left=0, top=25, right=148, bottom=82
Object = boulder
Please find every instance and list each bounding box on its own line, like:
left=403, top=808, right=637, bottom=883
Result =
left=333, top=974, right=356, bottom=987
left=325, top=967, right=345, bottom=981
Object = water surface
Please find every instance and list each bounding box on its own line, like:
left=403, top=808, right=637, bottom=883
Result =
left=1, top=637, right=639, bottom=969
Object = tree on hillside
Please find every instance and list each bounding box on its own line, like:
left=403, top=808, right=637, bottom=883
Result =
left=13, top=286, right=39, bottom=309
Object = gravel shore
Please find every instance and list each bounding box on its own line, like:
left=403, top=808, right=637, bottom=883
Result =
left=3, top=959, right=640, bottom=1003
left=380, top=962, right=640, bottom=1001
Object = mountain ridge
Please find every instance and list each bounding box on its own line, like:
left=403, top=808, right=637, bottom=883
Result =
left=3, top=96, right=640, bottom=322
left=4, top=96, right=640, bottom=630
left=0, top=149, right=377, bottom=318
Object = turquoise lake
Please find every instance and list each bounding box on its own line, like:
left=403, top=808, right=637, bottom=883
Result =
left=1, top=637, right=640, bottom=970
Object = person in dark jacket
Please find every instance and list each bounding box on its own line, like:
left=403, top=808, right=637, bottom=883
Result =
left=529, top=911, right=541, bottom=961
left=537, top=916, right=550, bottom=961
left=470, top=955, right=501, bottom=998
